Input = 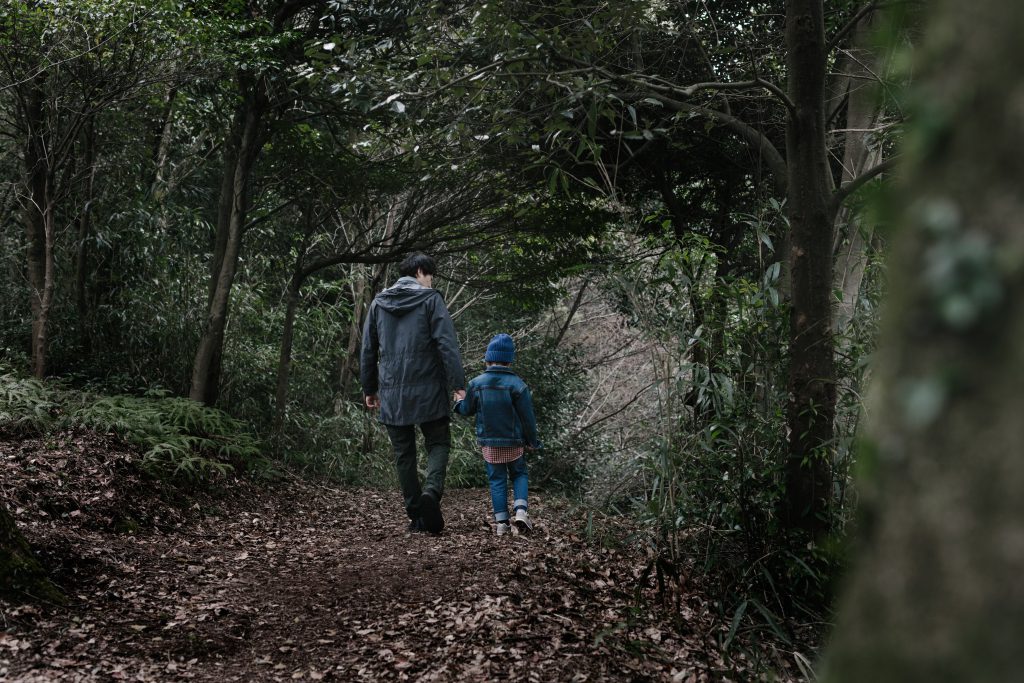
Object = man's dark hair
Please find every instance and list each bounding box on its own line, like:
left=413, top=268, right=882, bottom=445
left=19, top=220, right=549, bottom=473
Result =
left=398, top=252, right=436, bottom=278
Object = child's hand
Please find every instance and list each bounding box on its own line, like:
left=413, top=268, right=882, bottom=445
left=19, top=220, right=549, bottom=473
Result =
left=453, top=389, right=466, bottom=402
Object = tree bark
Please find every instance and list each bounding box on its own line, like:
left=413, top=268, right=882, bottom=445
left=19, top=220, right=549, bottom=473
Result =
left=75, top=115, right=98, bottom=355
left=831, top=12, right=885, bottom=333
left=272, top=275, right=303, bottom=436
left=208, top=107, right=245, bottom=306
left=149, top=86, right=178, bottom=200
left=338, top=270, right=369, bottom=401
left=22, top=81, right=56, bottom=379
left=783, top=0, right=835, bottom=536
left=0, top=504, right=63, bottom=603
left=338, top=262, right=388, bottom=402
left=824, top=1, right=1024, bottom=679
left=189, top=78, right=267, bottom=405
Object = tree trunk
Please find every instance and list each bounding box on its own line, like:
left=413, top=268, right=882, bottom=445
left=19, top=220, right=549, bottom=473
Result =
left=149, top=86, right=178, bottom=198
left=831, top=12, right=884, bottom=333
left=272, top=204, right=320, bottom=435
left=75, top=116, right=98, bottom=355
left=0, top=504, right=63, bottom=603
left=783, top=0, right=835, bottom=536
left=338, top=262, right=387, bottom=402
left=23, top=83, right=56, bottom=379
left=208, top=108, right=244, bottom=305
left=338, top=270, right=369, bottom=401
left=189, top=79, right=267, bottom=405
left=824, top=2, right=1024, bottom=679
left=272, top=277, right=302, bottom=436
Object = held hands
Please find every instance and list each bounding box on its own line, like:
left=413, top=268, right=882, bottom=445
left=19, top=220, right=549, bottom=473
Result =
left=368, top=392, right=462, bottom=410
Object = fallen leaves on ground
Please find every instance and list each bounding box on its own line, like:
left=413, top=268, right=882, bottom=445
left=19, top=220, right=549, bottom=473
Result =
left=1, top=431, right=802, bottom=681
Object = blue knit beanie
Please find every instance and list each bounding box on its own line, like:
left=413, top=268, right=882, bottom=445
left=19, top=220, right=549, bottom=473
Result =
left=484, top=334, right=516, bottom=363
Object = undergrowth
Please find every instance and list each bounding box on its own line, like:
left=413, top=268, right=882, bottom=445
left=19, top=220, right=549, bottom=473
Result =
left=0, top=371, right=268, bottom=481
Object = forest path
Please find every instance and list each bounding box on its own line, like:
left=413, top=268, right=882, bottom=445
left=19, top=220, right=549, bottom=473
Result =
left=2, top=432, right=759, bottom=682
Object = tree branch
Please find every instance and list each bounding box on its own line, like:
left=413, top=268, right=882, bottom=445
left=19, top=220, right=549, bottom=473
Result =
left=243, top=199, right=296, bottom=233
left=273, top=0, right=323, bottom=33
left=830, top=156, right=898, bottom=214
left=572, top=381, right=657, bottom=437
left=619, top=91, right=788, bottom=195
left=678, top=78, right=797, bottom=114
left=553, top=280, right=588, bottom=348
left=827, top=1, right=882, bottom=52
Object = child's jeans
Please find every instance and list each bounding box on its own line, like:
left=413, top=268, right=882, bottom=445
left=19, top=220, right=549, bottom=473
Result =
left=485, top=456, right=528, bottom=522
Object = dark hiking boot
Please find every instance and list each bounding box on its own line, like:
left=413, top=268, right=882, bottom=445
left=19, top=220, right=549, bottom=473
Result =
left=408, top=518, right=426, bottom=533
left=420, top=491, right=444, bottom=534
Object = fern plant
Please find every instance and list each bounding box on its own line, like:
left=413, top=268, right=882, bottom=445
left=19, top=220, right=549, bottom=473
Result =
left=0, top=373, right=59, bottom=432
left=70, top=395, right=266, bottom=480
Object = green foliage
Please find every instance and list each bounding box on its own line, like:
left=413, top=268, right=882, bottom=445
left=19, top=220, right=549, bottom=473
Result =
left=446, top=418, right=488, bottom=489
left=586, top=223, right=865, bottom=650
left=0, top=373, right=59, bottom=432
left=513, top=341, right=590, bottom=489
left=277, top=400, right=396, bottom=487
left=70, top=393, right=267, bottom=480
left=0, top=371, right=266, bottom=482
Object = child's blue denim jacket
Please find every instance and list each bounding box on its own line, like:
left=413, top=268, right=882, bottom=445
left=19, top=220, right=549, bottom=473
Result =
left=454, top=366, right=541, bottom=448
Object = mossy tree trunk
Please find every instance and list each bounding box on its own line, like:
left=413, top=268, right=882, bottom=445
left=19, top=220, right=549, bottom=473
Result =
left=824, top=1, right=1024, bottom=680
left=0, top=505, right=63, bottom=603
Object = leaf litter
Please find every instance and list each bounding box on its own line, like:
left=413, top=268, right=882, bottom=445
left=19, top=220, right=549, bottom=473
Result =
left=1, top=430, right=801, bottom=681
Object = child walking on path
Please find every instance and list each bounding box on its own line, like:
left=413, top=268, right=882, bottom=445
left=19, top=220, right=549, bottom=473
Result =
left=455, top=334, right=541, bottom=536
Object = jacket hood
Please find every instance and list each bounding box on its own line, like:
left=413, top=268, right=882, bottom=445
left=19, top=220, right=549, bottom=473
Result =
left=375, top=278, right=436, bottom=316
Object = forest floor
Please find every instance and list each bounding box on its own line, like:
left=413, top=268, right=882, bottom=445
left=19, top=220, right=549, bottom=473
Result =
left=1, top=431, right=802, bottom=682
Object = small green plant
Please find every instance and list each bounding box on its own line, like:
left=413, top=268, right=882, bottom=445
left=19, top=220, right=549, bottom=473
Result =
left=278, top=399, right=396, bottom=486
left=3, top=371, right=266, bottom=480
left=0, top=373, right=59, bottom=432
left=70, top=395, right=267, bottom=480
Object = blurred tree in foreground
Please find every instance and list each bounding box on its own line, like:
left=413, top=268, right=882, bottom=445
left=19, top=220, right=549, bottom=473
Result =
left=824, top=0, right=1024, bottom=679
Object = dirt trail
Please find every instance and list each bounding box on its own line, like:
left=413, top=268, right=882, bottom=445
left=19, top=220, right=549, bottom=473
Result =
left=1, top=433, right=782, bottom=681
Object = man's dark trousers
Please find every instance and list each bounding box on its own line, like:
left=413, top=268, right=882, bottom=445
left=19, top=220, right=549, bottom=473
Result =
left=385, top=416, right=450, bottom=520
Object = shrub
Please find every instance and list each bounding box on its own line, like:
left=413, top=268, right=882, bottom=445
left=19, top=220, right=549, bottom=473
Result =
left=0, top=373, right=59, bottom=433
left=70, top=393, right=268, bottom=480
left=0, top=371, right=268, bottom=482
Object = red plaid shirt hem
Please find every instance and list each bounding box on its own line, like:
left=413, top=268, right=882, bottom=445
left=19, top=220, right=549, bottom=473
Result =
left=481, top=445, right=525, bottom=464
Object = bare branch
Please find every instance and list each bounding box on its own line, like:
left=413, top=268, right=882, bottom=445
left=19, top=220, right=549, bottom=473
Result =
left=830, top=156, right=899, bottom=214
left=572, top=381, right=657, bottom=437
left=552, top=280, right=589, bottom=348
left=243, top=200, right=298, bottom=233
left=678, top=78, right=796, bottom=114
left=827, top=2, right=883, bottom=53
left=619, top=91, right=788, bottom=194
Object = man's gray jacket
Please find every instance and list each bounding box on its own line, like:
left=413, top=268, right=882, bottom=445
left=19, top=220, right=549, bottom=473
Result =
left=360, top=277, right=465, bottom=426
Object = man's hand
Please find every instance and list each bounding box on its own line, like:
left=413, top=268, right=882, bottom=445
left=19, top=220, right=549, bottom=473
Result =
left=365, top=394, right=380, bottom=410
left=453, top=389, right=466, bottom=403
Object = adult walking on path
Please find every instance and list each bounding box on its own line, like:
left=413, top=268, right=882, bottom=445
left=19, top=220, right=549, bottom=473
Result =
left=360, top=253, right=466, bottom=534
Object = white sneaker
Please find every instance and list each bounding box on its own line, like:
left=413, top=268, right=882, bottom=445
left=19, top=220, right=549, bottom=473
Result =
left=495, top=522, right=511, bottom=536
left=513, top=508, right=533, bottom=533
